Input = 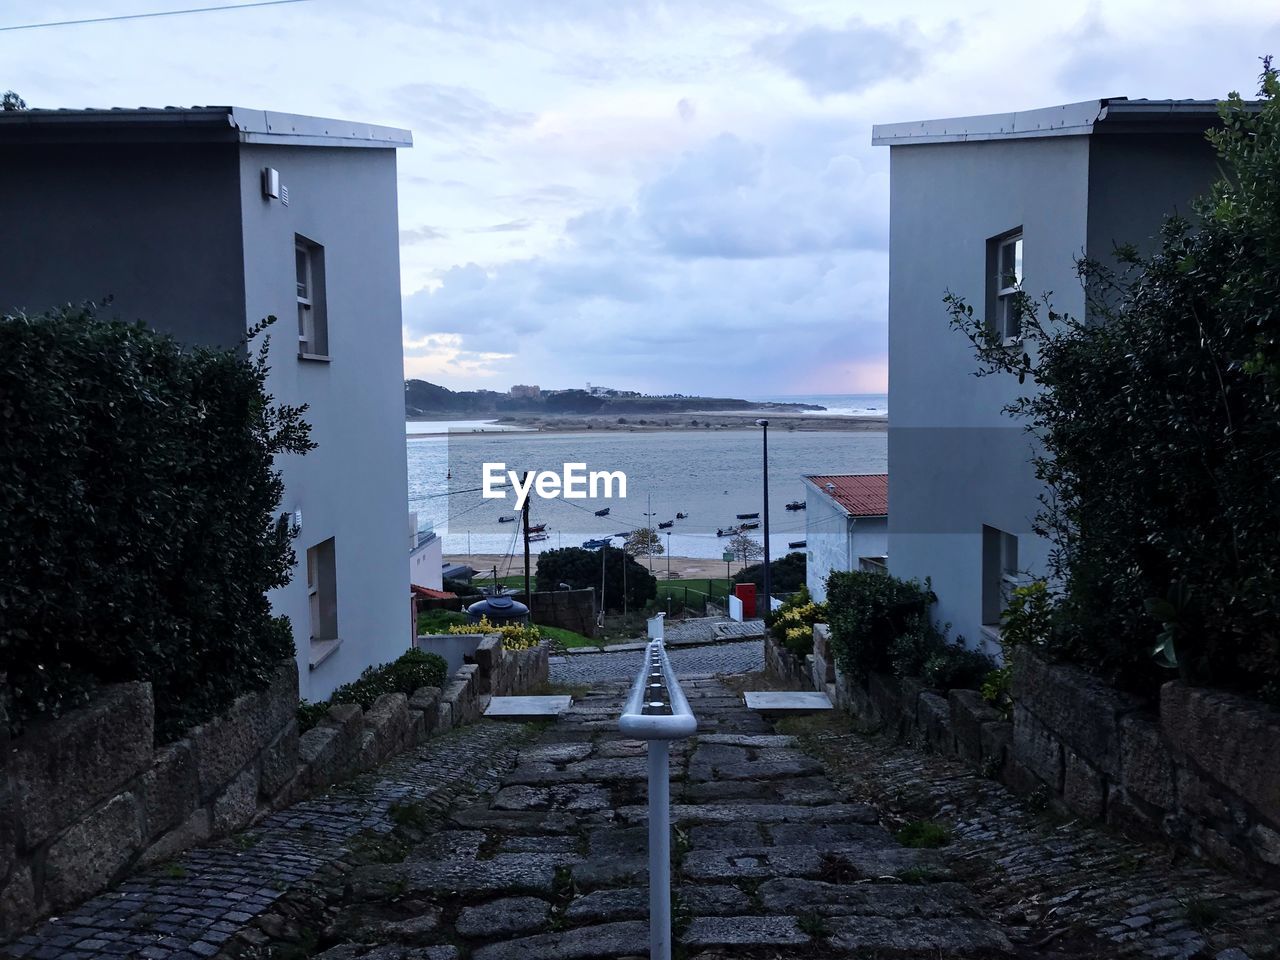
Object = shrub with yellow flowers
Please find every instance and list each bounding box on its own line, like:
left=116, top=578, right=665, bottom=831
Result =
left=447, top=615, right=543, bottom=651
left=765, top=587, right=828, bottom=657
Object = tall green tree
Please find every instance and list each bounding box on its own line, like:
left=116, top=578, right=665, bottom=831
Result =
left=945, top=60, right=1280, bottom=701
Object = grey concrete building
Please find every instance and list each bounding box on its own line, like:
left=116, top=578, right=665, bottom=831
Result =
left=0, top=106, right=414, bottom=700
left=872, top=98, right=1224, bottom=652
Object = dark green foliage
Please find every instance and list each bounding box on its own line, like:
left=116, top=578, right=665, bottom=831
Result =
left=417, top=609, right=468, bottom=634
left=895, top=820, right=951, bottom=849
left=535, top=546, right=655, bottom=612
left=733, top=551, right=807, bottom=593
left=824, top=570, right=937, bottom=680
left=921, top=640, right=995, bottom=692
left=326, top=648, right=448, bottom=714
left=442, top=576, right=481, bottom=597
left=945, top=64, right=1280, bottom=700
left=0, top=306, right=312, bottom=741
left=296, top=700, right=330, bottom=734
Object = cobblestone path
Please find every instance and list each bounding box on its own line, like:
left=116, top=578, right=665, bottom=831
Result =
left=796, top=713, right=1280, bottom=960
left=287, top=678, right=1017, bottom=959
left=0, top=723, right=529, bottom=960
left=6, top=653, right=1276, bottom=960
left=549, top=638, right=762, bottom=686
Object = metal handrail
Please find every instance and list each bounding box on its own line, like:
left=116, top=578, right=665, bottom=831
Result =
left=617, top=634, right=697, bottom=960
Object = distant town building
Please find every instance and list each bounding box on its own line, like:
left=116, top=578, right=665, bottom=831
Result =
left=0, top=105, right=414, bottom=701
left=802, top=475, right=888, bottom=602
left=509, top=384, right=541, bottom=399
left=873, top=98, right=1226, bottom=650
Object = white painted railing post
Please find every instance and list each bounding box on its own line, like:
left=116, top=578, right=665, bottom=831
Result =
left=619, top=640, right=696, bottom=960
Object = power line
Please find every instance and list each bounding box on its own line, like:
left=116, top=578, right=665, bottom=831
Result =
left=0, top=0, right=314, bottom=32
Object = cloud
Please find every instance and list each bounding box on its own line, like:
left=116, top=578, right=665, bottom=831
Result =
left=470, top=218, right=533, bottom=233
left=400, top=225, right=448, bottom=244
left=677, top=97, right=697, bottom=122
left=402, top=121, right=890, bottom=394
left=755, top=18, right=923, bottom=97
left=390, top=82, right=533, bottom=138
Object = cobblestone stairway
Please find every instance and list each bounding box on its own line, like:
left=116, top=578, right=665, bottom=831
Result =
left=5, top=659, right=1276, bottom=959
left=296, top=679, right=1017, bottom=959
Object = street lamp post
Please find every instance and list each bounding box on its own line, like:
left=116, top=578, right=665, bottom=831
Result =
left=756, top=419, right=771, bottom=618
left=666, top=531, right=672, bottom=581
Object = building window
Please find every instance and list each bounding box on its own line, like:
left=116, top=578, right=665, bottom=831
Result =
left=987, top=230, right=1023, bottom=345
left=295, top=235, right=328, bottom=359
left=981, top=525, right=1019, bottom=626
left=306, top=537, right=338, bottom=643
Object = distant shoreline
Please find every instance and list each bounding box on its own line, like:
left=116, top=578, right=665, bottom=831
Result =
left=407, top=411, right=886, bottom=436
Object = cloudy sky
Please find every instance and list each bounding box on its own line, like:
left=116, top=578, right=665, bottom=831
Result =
left=4, top=1, right=1276, bottom=395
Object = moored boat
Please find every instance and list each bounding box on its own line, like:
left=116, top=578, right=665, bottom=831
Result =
left=498, top=514, right=517, bottom=523
left=736, top=512, right=760, bottom=520
left=785, top=501, right=806, bottom=511
left=594, top=507, right=611, bottom=517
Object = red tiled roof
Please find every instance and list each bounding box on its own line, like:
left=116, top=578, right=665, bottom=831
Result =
left=411, top=585, right=457, bottom=600
left=804, top=474, right=888, bottom=517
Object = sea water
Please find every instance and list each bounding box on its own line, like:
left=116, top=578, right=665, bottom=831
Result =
left=407, top=426, right=886, bottom=560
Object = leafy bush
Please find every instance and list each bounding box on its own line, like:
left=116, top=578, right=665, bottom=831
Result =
left=945, top=65, right=1280, bottom=700
left=448, top=615, right=543, bottom=651
left=0, top=307, right=311, bottom=741
left=765, top=587, right=828, bottom=657
left=300, top=648, right=448, bottom=731
left=734, top=551, right=807, bottom=593
left=981, top=665, right=1013, bottom=720
left=1000, top=581, right=1055, bottom=650
left=824, top=570, right=937, bottom=680
left=535, top=546, right=655, bottom=612
left=921, top=640, right=995, bottom=692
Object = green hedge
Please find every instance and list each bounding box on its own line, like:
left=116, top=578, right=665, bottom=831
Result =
left=0, top=306, right=312, bottom=741
left=298, top=648, right=448, bottom=732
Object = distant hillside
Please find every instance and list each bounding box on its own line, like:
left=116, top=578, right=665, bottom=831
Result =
left=404, top=380, right=823, bottom=418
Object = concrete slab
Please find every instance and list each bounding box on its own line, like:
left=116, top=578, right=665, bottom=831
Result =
left=743, top=691, right=833, bottom=715
left=484, top=696, right=573, bottom=720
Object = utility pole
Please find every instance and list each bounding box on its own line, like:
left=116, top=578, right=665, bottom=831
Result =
left=666, top=531, right=671, bottom=581
left=756, top=419, right=771, bottom=618
left=521, top=471, right=532, bottom=615
left=646, top=493, right=654, bottom=573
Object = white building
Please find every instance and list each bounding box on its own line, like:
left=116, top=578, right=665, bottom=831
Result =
left=0, top=106, right=415, bottom=701
left=872, top=99, right=1226, bottom=651
left=803, top=475, right=888, bottom=602
left=409, top=514, right=444, bottom=593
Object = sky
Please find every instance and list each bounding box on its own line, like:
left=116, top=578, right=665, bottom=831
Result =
left=3, top=0, right=1277, bottom=396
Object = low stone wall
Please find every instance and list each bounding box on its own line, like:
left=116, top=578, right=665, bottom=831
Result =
left=514, top=588, right=598, bottom=639
left=1, top=636, right=553, bottom=940
left=1014, top=652, right=1280, bottom=886
left=767, top=627, right=1280, bottom=888
left=1, top=661, right=298, bottom=937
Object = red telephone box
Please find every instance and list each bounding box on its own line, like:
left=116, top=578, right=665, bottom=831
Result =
left=734, top=582, right=757, bottom=619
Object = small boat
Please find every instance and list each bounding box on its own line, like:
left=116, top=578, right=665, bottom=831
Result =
left=788, top=539, right=807, bottom=549
left=594, top=507, right=611, bottom=517
left=528, top=531, right=550, bottom=542
left=736, top=512, right=760, bottom=520
left=615, top=531, right=632, bottom=538
left=658, top=520, right=674, bottom=529
left=528, top=523, right=547, bottom=534
left=716, top=526, right=742, bottom=538
left=786, top=500, right=806, bottom=511
left=676, top=512, right=688, bottom=520
left=582, top=537, right=612, bottom=549
left=739, top=520, right=760, bottom=530
left=498, top=514, right=517, bottom=523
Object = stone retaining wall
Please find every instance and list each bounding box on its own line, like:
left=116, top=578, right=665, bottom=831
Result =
left=766, top=627, right=1280, bottom=887
left=1, top=636, right=552, bottom=939
left=514, top=589, right=598, bottom=639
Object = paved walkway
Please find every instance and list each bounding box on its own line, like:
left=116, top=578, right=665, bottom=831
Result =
left=549, top=638, right=763, bottom=685
left=4, top=643, right=1277, bottom=960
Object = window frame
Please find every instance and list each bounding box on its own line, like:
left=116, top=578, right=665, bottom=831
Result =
left=987, top=230, right=1024, bottom=348
left=294, top=235, right=330, bottom=361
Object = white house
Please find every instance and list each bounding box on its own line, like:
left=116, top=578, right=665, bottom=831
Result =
left=872, top=98, right=1226, bottom=651
left=0, top=106, right=414, bottom=701
left=803, top=474, right=888, bottom=602
left=409, top=514, right=444, bottom=593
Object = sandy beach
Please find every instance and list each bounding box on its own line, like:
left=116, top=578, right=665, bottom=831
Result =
left=447, top=552, right=746, bottom=582
left=410, top=411, right=885, bottom=436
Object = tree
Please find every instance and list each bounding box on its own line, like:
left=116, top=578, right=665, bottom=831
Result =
left=624, top=527, right=663, bottom=557
left=944, top=60, right=1280, bottom=702
left=535, top=546, right=655, bottom=612
left=2, top=90, right=27, bottom=111
left=734, top=551, right=806, bottom=592
left=727, top=532, right=763, bottom=564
